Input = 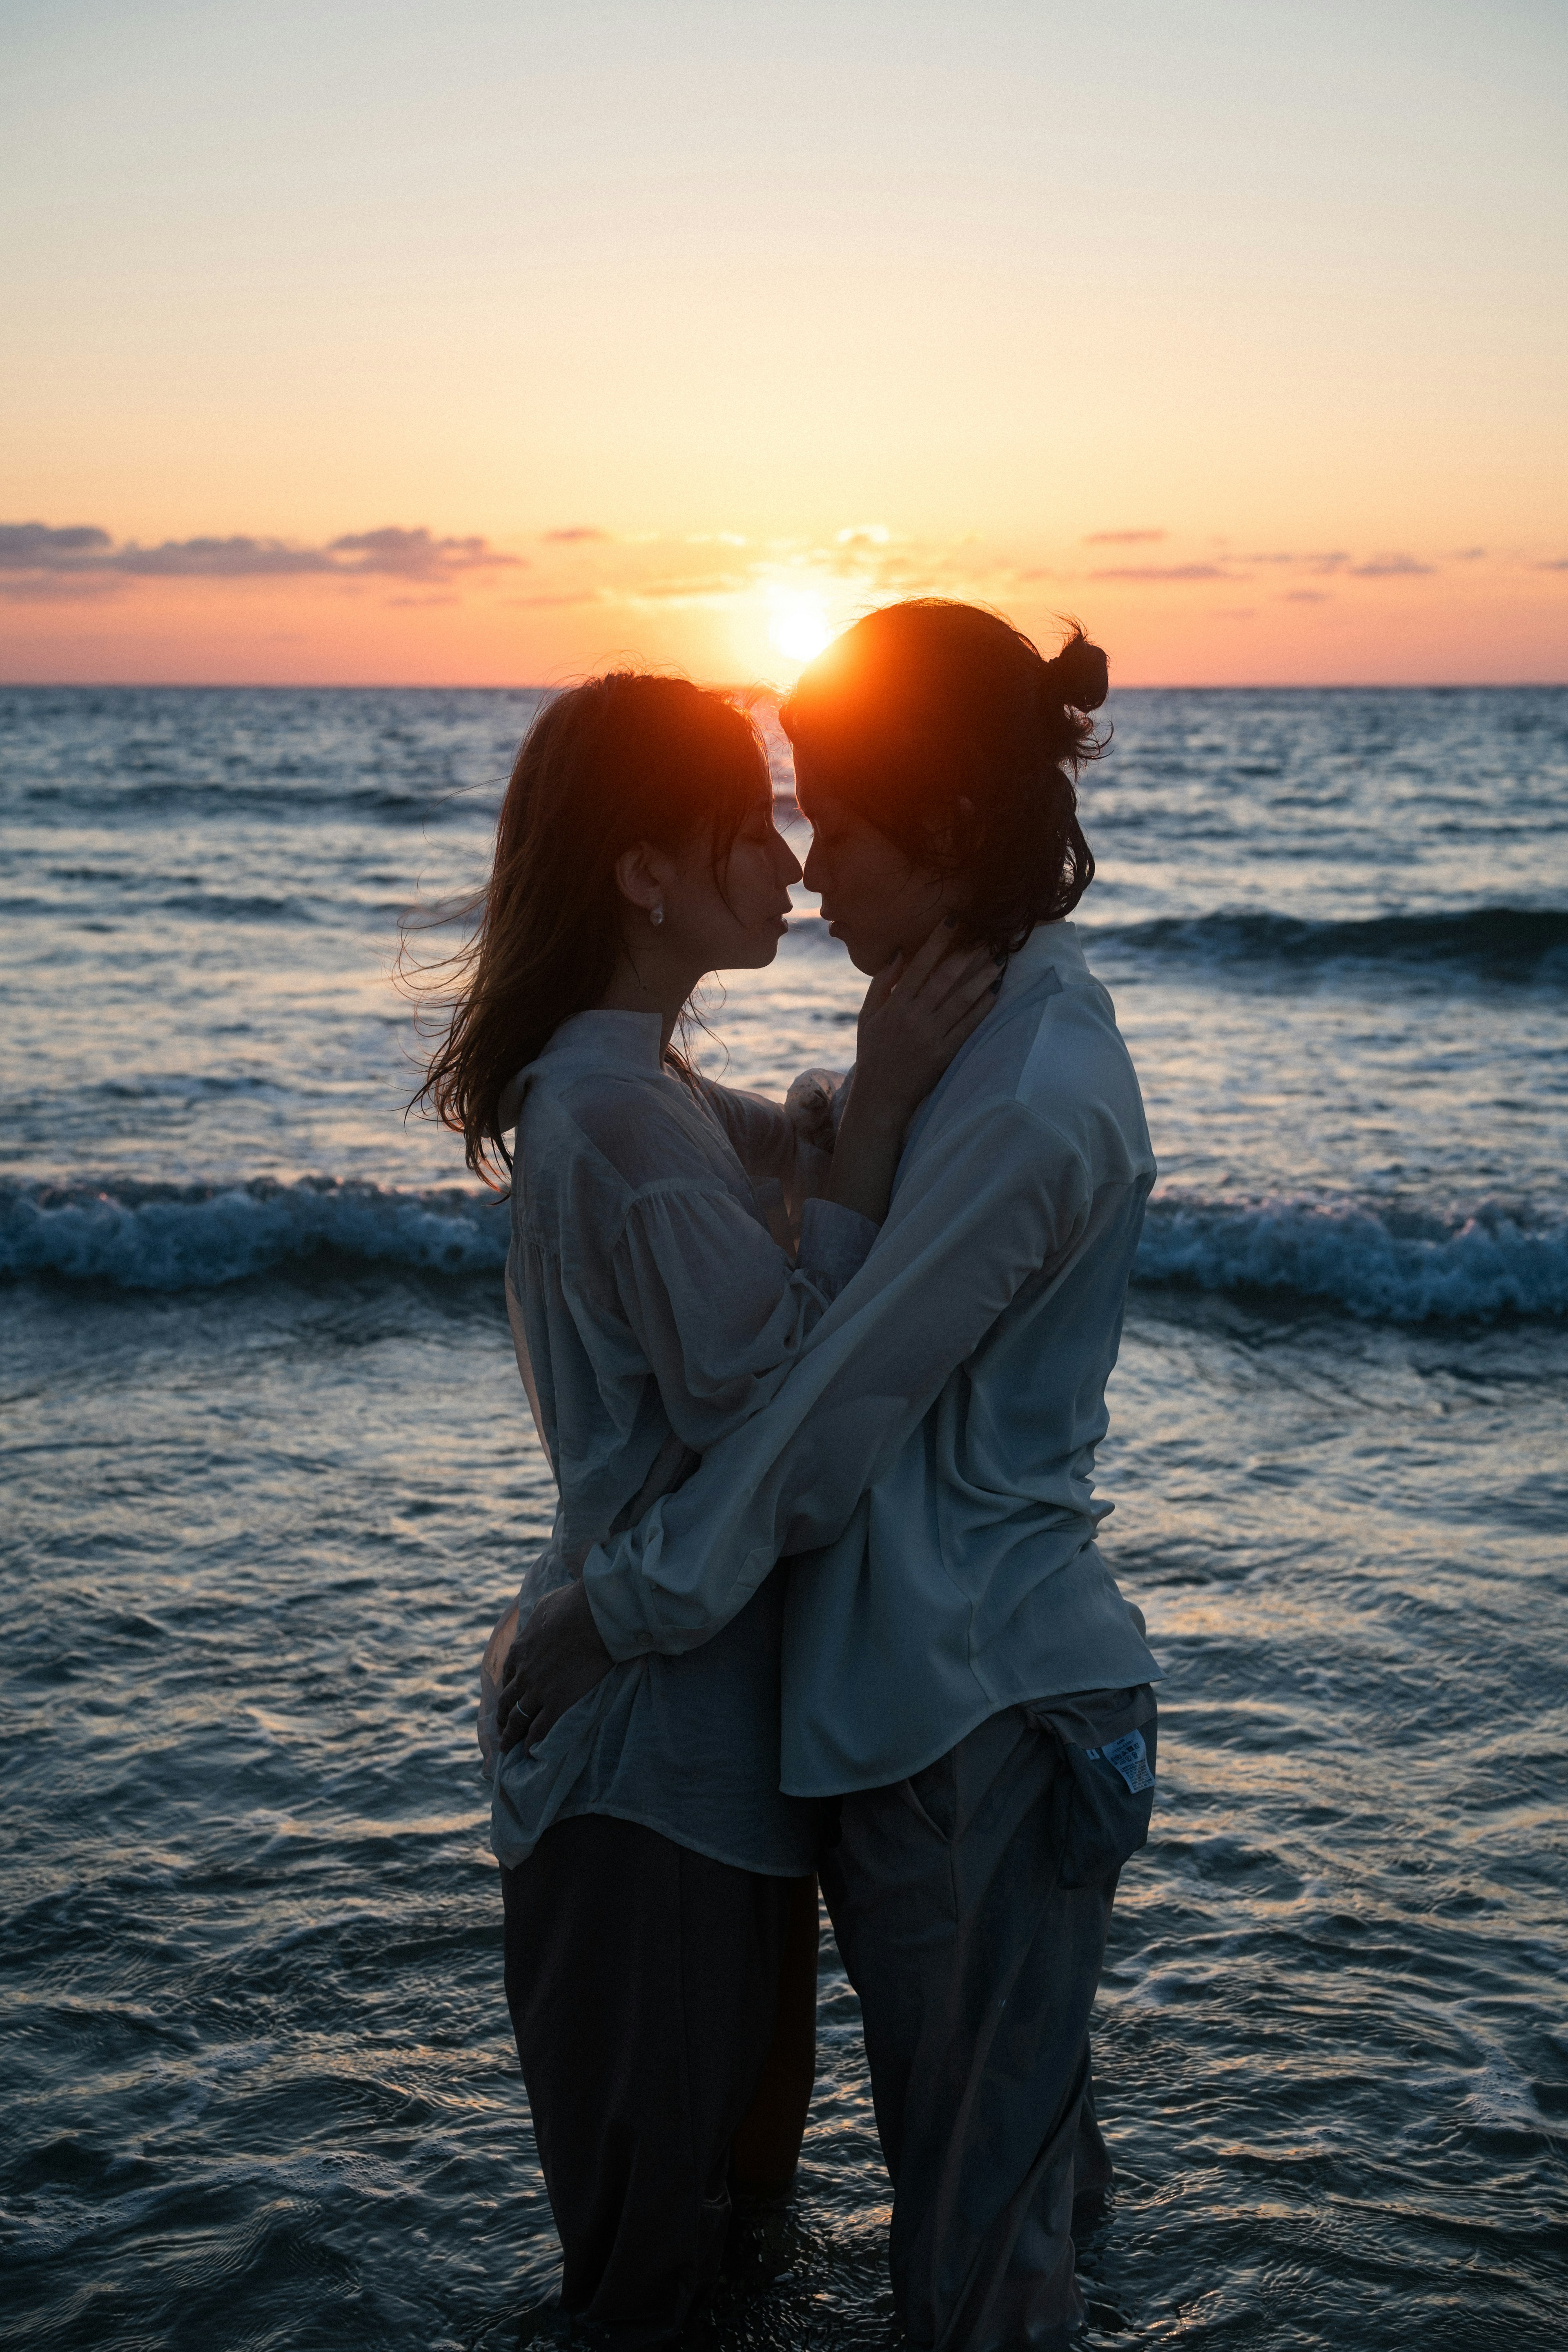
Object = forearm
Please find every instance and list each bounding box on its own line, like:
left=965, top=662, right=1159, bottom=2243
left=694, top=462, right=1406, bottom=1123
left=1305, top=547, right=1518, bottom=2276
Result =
left=615, top=1181, right=872, bottom=1457
left=584, top=1104, right=1073, bottom=1661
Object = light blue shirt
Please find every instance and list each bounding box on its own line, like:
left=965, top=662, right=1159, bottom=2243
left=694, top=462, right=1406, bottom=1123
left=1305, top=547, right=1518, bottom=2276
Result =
left=486, top=1009, right=875, bottom=1875
left=582, top=923, right=1163, bottom=1797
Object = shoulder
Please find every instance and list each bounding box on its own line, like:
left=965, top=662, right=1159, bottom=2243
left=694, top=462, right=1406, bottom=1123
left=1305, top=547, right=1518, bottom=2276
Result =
left=1016, top=977, right=1139, bottom=1094
left=1014, top=982, right=1152, bottom=1177
left=521, top=1062, right=745, bottom=1201
left=923, top=980, right=1151, bottom=1187
left=944, top=971, right=1127, bottom=1105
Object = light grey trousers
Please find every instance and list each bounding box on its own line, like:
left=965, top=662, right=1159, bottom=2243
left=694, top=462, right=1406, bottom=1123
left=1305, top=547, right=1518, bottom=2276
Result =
left=820, top=1691, right=1155, bottom=2352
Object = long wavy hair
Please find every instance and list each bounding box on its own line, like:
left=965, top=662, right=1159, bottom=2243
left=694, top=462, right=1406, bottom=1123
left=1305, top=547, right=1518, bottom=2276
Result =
left=406, top=671, right=770, bottom=1184
left=780, top=600, right=1109, bottom=955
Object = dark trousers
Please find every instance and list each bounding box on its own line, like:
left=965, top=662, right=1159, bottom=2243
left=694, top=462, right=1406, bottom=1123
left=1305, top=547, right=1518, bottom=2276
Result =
left=821, top=1698, right=1154, bottom=2352
left=501, top=1814, right=792, bottom=2350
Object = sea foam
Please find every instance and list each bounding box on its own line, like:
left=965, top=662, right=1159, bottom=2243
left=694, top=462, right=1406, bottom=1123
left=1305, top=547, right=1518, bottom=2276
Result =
left=0, top=1178, right=510, bottom=1292
left=1137, top=1192, right=1568, bottom=1323
left=4, top=1177, right=1565, bottom=1323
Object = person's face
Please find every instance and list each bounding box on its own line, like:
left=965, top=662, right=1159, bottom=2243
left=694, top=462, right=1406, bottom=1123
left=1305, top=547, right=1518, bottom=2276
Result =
left=795, top=753, right=949, bottom=976
left=662, top=793, right=803, bottom=972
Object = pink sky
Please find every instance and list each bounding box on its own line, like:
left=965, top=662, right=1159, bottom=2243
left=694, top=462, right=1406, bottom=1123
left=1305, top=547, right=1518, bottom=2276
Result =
left=3, top=521, right=1564, bottom=687
left=3, top=2, right=1564, bottom=686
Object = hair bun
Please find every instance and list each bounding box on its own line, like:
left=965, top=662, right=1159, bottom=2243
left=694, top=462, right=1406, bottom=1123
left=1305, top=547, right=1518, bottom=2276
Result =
left=1041, top=634, right=1108, bottom=713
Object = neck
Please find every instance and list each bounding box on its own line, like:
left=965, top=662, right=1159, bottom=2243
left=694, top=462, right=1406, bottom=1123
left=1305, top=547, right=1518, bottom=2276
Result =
left=597, top=945, right=705, bottom=1062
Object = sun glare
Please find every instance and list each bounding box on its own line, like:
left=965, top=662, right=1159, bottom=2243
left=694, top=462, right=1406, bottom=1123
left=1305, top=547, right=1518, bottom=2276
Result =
left=769, top=594, right=833, bottom=665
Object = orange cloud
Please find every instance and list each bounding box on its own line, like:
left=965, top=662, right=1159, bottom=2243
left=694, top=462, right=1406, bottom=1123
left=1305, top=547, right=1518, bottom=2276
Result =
left=1089, top=563, right=1240, bottom=583
left=2, top=516, right=1564, bottom=687
left=1348, top=553, right=1436, bottom=579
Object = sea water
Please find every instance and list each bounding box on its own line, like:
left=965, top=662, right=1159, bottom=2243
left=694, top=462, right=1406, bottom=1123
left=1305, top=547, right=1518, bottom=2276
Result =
left=2, top=685, right=1564, bottom=2350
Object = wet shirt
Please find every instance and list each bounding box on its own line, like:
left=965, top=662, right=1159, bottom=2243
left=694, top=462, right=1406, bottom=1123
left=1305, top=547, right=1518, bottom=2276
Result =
left=581, top=924, right=1163, bottom=1798
left=488, top=1009, right=875, bottom=1875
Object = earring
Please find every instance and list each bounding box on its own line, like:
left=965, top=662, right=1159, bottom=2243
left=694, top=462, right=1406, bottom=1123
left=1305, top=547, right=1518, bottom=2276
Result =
left=649, top=904, right=664, bottom=927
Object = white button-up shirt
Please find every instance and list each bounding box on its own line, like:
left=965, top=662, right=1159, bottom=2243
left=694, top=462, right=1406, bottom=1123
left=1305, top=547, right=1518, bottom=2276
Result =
left=488, top=1009, right=874, bottom=1875
left=582, top=923, right=1163, bottom=1797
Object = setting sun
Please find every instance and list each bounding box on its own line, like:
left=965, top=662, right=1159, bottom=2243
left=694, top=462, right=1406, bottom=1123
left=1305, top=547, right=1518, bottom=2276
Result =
left=0, top=2, right=1561, bottom=690
left=768, top=593, right=834, bottom=667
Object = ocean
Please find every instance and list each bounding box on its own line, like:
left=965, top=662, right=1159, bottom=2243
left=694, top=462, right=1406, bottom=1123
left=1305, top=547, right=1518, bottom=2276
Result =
left=2, top=684, right=1565, bottom=2350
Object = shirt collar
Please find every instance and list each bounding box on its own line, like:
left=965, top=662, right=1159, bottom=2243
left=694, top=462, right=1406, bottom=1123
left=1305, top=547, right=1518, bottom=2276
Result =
left=539, top=1009, right=666, bottom=1074
left=498, top=1009, right=666, bottom=1134
left=995, top=920, right=1089, bottom=1006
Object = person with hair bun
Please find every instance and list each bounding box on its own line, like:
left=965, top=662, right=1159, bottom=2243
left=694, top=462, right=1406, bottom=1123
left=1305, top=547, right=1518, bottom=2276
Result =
left=783, top=597, right=1107, bottom=958
left=514, top=606, right=1162, bottom=2350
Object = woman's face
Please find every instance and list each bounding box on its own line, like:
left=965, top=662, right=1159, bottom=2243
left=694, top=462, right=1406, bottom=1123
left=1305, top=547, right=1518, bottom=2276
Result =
left=664, top=795, right=802, bottom=972
left=795, top=754, right=949, bottom=976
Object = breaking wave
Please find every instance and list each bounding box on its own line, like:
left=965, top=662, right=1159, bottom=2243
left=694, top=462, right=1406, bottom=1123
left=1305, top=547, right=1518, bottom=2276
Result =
left=4, top=1177, right=1565, bottom=1323
left=0, top=1177, right=510, bottom=1292
left=1137, top=1192, right=1568, bottom=1322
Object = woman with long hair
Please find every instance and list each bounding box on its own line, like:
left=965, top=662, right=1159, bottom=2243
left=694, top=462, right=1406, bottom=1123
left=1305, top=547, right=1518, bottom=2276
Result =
left=412, top=670, right=996, bottom=2348
left=512, top=607, right=1162, bottom=2352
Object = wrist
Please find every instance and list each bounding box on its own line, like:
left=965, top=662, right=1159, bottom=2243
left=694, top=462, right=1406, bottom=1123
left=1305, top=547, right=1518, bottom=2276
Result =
left=839, top=1076, right=909, bottom=1137
left=580, top=1545, right=659, bottom=1661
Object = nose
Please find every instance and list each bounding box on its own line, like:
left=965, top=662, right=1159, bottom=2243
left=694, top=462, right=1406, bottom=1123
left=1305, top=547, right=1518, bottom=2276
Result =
left=776, top=831, right=803, bottom=889
left=801, top=836, right=823, bottom=895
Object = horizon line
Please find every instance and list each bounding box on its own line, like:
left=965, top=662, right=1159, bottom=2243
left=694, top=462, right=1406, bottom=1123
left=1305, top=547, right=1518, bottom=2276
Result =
left=4, top=676, right=1566, bottom=694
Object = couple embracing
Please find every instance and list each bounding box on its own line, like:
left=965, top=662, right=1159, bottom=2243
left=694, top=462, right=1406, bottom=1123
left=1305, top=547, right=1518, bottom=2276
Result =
left=419, top=599, right=1161, bottom=2352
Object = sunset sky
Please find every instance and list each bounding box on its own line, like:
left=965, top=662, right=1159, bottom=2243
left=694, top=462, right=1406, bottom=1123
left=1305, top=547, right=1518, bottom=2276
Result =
left=3, top=0, right=1564, bottom=686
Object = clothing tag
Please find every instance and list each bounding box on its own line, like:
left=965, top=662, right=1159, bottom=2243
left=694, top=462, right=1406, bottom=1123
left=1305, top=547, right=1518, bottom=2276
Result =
left=1085, top=1729, right=1155, bottom=1793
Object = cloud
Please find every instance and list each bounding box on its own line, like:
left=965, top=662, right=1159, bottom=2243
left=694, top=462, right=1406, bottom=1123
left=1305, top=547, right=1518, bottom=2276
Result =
left=501, top=590, right=605, bottom=608
left=1281, top=589, right=1332, bottom=603
left=1347, top=552, right=1435, bottom=578
left=0, top=519, right=523, bottom=591
left=0, top=523, right=114, bottom=565
left=1536, top=557, right=1568, bottom=572
left=1083, top=529, right=1166, bottom=545
left=329, top=528, right=521, bottom=579
left=1088, top=562, right=1238, bottom=584
left=118, top=537, right=336, bottom=577
left=1245, top=550, right=1348, bottom=572
left=836, top=524, right=891, bottom=548
left=1242, top=548, right=1433, bottom=581
left=541, top=526, right=611, bottom=543
left=619, top=568, right=754, bottom=608
left=1456, top=547, right=1487, bottom=561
